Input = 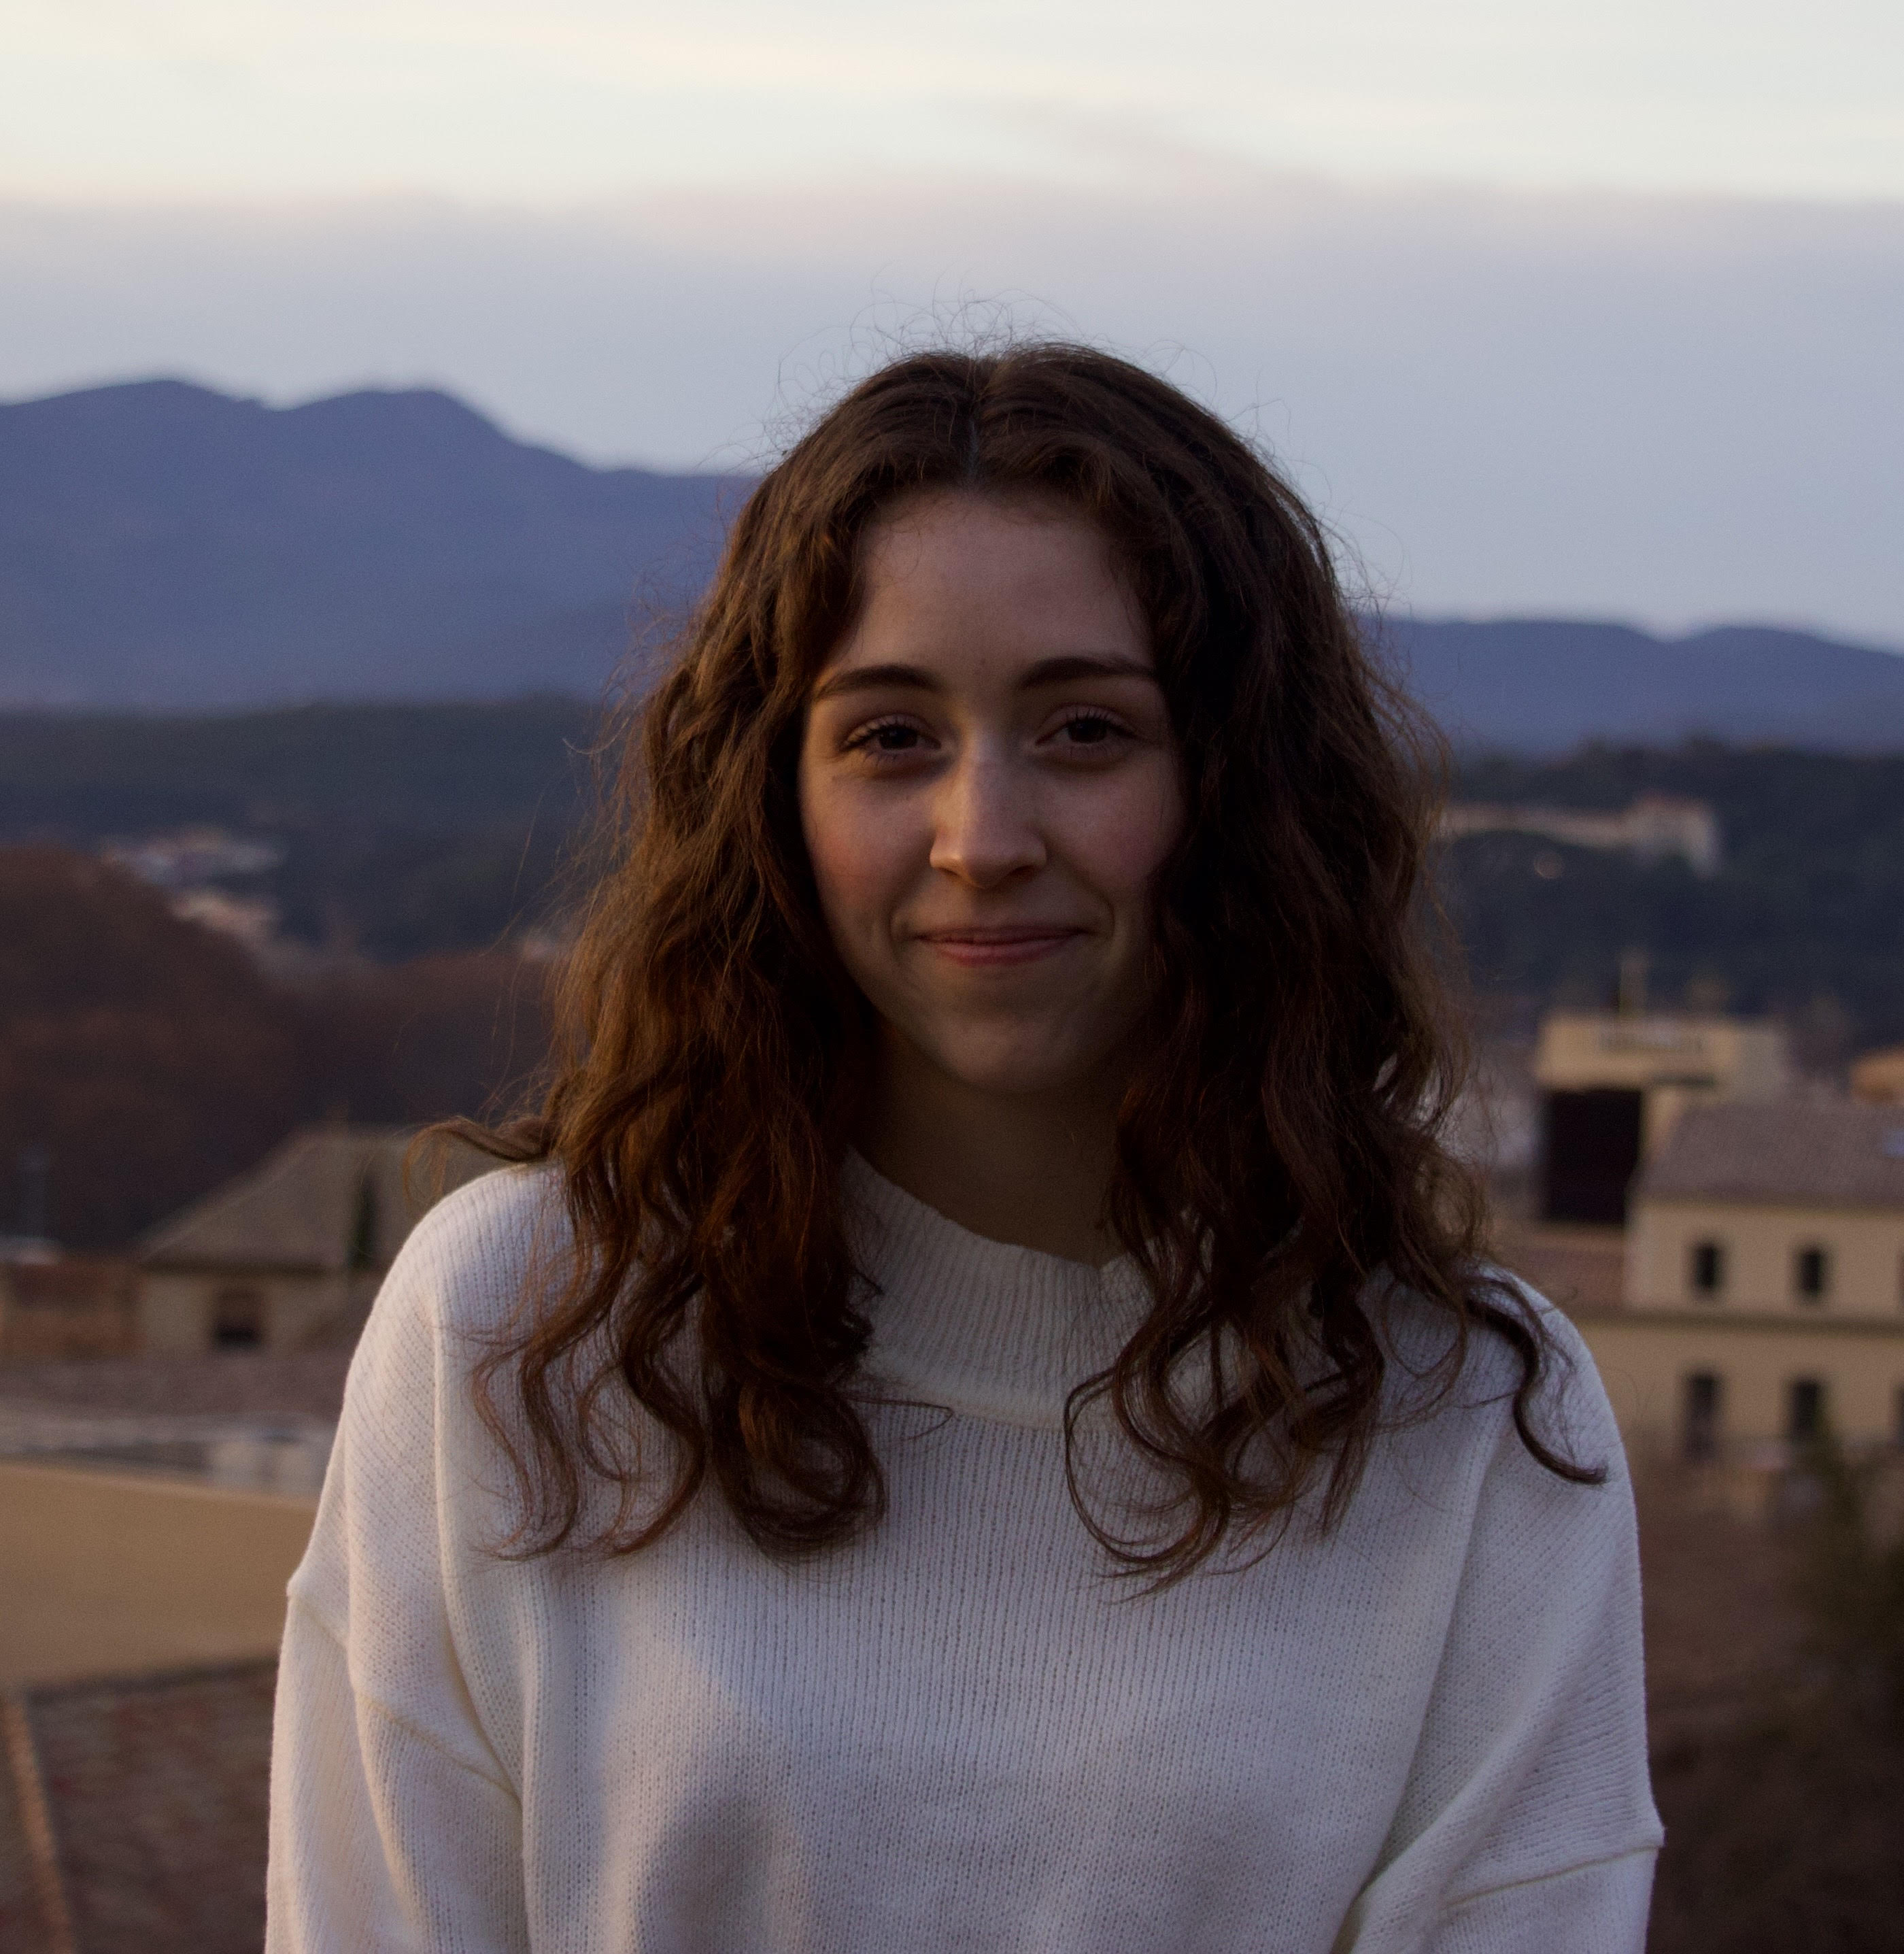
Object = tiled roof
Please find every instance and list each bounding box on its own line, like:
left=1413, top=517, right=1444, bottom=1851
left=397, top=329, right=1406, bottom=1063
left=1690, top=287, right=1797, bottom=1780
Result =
left=139, top=1126, right=492, bottom=1274
left=0, top=1349, right=351, bottom=1421
left=1637, top=1101, right=1904, bottom=1211
left=1493, top=1226, right=1627, bottom=1313
left=0, top=1660, right=274, bottom=1953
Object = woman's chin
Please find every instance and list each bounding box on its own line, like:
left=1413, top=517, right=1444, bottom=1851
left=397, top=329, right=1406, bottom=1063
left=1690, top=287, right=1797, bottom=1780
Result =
left=913, top=1034, right=1119, bottom=1107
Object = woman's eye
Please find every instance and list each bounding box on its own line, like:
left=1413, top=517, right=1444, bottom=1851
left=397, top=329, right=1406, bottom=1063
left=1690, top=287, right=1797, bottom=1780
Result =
left=843, top=717, right=930, bottom=758
left=1052, top=712, right=1127, bottom=749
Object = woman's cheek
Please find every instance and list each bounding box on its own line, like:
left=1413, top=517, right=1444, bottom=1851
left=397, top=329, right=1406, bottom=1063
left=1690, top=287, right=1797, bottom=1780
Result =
left=1062, top=766, right=1183, bottom=899
left=806, top=781, right=911, bottom=940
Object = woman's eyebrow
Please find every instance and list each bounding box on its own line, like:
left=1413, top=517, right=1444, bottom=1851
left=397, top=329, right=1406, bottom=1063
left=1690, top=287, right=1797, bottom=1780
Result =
left=811, top=653, right=1157, bottom=704
left=811, top=662, right=939, bottom=703
left=1019, top=654, right=1157, bottom=687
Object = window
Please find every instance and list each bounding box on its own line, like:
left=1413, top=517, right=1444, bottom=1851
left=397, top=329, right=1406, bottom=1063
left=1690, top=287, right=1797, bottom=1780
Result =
left=1540, top=1088, right=1644, bottom=1225
left=1793, top=1245, right=1830, bottom=1304
left=1786, top=1377, right=1826, bottom=1445
left=1683, top=1372, right=1722, bottom=1462
left=347, top=1173, right=381, bottom=1274
left=1688, top=1240, right=1725, bottom=1299
left=212, top=1285, right=265, bottom=1349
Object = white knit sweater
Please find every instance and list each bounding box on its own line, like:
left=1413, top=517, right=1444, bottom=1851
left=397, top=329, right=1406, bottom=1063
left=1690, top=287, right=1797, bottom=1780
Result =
left=268, top=1158, right=1661, bottom=1953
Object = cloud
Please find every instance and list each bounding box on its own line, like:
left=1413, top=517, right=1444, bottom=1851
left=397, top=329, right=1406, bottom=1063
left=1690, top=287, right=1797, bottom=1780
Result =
left=2, top=169, right=1900, bottom=643
left=7, top=1, right=1903, bottom=201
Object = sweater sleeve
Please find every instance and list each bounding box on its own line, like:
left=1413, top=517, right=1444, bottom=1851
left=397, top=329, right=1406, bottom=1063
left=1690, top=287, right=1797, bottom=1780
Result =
left=1337, top=1307, right=1663, bottom=1954
left=1418, top=1850, right=1657, bottom=1953
left=266, top=1177, right=533, bottom=1954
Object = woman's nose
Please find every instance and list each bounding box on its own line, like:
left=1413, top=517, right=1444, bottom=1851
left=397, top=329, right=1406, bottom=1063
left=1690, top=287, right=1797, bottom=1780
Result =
left=928, top=753, right=1046, bottom=888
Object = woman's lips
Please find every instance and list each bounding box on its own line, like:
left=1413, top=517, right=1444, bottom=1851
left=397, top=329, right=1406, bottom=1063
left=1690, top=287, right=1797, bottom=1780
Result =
left=913, top=926, right=1086, bottom=967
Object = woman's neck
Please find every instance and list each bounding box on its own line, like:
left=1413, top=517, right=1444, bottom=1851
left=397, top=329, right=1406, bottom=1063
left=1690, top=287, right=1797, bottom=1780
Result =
left=855, top=1035, right=1125, bottom=1267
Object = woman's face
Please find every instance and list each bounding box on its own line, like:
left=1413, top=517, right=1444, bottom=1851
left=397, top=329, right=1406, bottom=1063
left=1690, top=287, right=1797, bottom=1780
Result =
left=798, top=490, right=1185, bottom=1105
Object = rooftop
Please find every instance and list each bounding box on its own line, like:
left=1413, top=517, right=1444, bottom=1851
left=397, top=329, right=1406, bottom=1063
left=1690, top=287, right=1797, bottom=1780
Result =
left=1637, top=1100, right=1904, bottom=1211
left=139, top=1125, right=491, bottom=1275
left=0, top=1660, right=274, bottom=1953
left=0, top=1349, right=350, bottom=1421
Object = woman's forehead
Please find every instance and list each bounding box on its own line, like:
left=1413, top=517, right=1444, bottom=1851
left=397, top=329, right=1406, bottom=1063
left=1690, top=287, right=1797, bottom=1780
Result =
left=823, top=492, right=1151, bottom=684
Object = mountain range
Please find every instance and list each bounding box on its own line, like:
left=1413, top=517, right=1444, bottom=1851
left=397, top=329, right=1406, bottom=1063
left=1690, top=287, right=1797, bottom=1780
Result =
left=1380, top=619, right=1904, bottom=754
left=0, top=379, right=737, bottom=705
left=5, top=378, right=1903, bottom=752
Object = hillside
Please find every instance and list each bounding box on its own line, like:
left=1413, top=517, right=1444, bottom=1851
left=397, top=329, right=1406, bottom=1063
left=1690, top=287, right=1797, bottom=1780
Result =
left=3, top=713, right=1901, bottom=1239
left=3, top=706, right=1901, bottom=1049
left=0, top=846, right=551, bottom=1245
left=0, top=696, right=595, bottom=836
left=0, top=698, right=596, bottom=960
left=0, top=380, right=737, bottom=705
left=1442, top=744, right=1904, bottom=1051
left=1382, top=618, right=1904, bottom=754
left=4, top=378, right=1903, bottom=743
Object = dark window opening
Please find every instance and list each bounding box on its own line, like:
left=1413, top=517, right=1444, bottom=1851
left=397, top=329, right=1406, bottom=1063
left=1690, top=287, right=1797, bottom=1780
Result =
left=1787, top=1377, right=1826, bottom=1445
left=1683, top=1371, right=1722, bottom=1462
left=1540, top=1088, right=1644, bottom=1225
left=1794, top=1245, right=1830, bottom=1303
left=1689, top=1240, right=1725, bottom=1298
left=347, top=1172, right=381, bottom=1274
left=212, top=1286, right=265, bottom=1349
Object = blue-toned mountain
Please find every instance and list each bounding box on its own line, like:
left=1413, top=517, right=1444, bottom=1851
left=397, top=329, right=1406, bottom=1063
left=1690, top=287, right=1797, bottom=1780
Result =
left=0, top=379, right=736, bottom=705
left=1382, top=616, right=1904, bottom=754
left=4, top=377, right=1902, bottom=747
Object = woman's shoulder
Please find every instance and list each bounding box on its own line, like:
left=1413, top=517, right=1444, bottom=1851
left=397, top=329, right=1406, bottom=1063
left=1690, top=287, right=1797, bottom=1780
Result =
left=367, top=1158, right=572, bottom=1351
left=1369, top=1264, right=1622, bottom=1473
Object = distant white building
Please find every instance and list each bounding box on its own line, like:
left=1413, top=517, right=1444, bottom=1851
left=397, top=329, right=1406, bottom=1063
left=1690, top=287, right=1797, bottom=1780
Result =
left=166, top=886, right=282, bottom=953
left=1440, top=792, right=1721, bottom=876
left=102, top=826, right=287, bottom=955
left=138, top=1126, right=491, bottom=1355
left=103, top=827, right=285, bottom=889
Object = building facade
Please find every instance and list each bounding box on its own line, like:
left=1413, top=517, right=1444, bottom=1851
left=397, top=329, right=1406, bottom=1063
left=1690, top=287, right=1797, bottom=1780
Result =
left=137, top=1127, right=490, bottom=1355
left=1567, top=1100, right=1904, bottom=1460
left=0, top=1258, right=139, bottom=1360
left=1852, top=1045, right=1904, bottom=1105
left=1531, top=1010, right=1790, bottom=1224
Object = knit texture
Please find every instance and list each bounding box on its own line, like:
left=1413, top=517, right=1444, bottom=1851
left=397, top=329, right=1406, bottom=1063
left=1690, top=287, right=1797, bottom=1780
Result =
left=268, top=1159, right=1661, bottom=1953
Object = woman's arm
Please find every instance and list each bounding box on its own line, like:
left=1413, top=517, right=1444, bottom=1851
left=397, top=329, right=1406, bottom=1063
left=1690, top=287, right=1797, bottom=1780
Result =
left=269, top=1598, right=527, bottom=1951
left=1339, top=1307, right=1663, bottom=1953
left=1415, top=1851, right=1657, bottom=1953
left=266, top=1180, right=532, bottom=1953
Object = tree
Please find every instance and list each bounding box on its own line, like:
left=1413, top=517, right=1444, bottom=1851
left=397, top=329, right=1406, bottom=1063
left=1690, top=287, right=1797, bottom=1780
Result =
left=0, top=849, right=301, bottom=1246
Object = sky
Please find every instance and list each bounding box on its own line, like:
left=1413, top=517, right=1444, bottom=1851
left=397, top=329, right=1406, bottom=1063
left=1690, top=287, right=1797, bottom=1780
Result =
left=3, top=1, right=1901, bottom=641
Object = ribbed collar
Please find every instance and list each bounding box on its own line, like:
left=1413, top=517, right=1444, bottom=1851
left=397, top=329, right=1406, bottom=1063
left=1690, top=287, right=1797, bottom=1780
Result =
left=843, top=1153, right=1153, bottom=1430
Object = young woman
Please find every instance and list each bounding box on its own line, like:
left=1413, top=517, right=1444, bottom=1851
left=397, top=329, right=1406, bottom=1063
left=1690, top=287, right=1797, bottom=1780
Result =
left=268, top=346, right=1660, bottom=1951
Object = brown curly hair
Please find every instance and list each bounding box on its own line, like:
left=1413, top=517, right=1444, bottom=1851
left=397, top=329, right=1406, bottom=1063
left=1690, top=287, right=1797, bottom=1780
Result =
left=460, top=342, right=1596, bottom=1583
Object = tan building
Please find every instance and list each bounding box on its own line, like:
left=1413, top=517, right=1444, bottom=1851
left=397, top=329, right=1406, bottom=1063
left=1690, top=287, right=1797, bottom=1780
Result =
left=1851, top=1045, right=1904, bottom=1105
left=1531, top=1009, right=1790, bottom=1224
left=0, top=1257, right=139, bottom=1360
left=1567, top=1101, right=1904, bottom=1460
left=137, top=1126, right=490, bottom=1355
